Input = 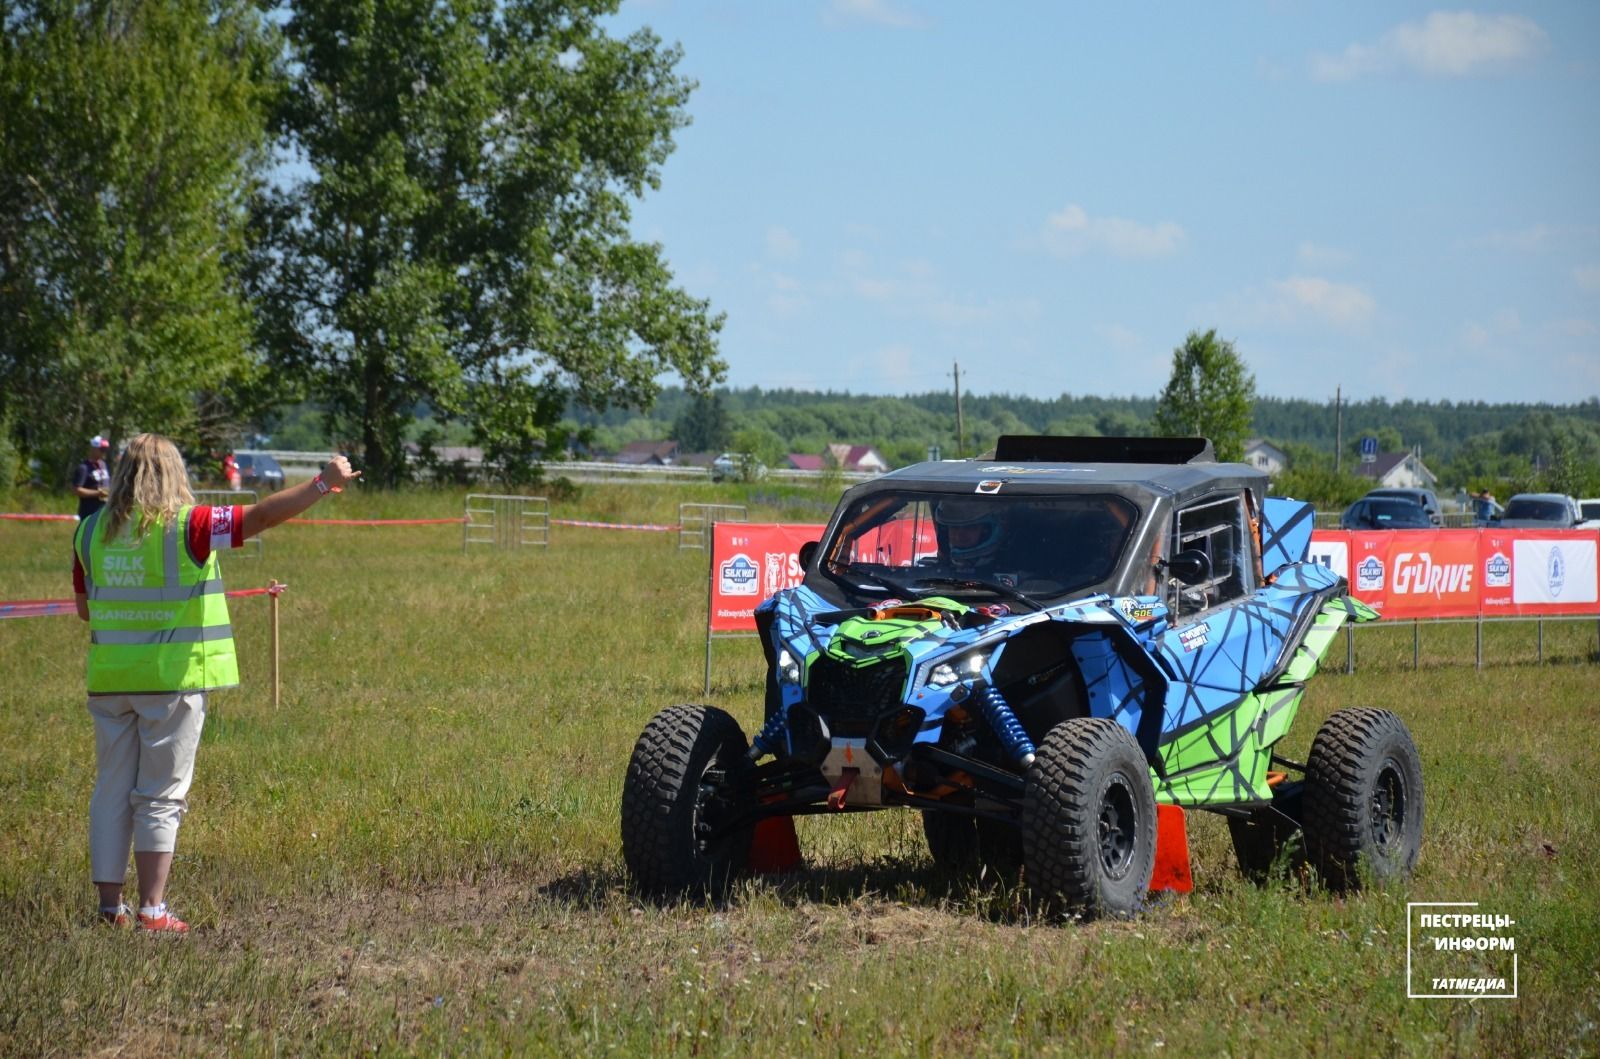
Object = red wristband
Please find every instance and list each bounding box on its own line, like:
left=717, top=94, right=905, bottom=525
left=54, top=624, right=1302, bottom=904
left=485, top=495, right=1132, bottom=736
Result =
left=312, top=475, right=332, bottom=495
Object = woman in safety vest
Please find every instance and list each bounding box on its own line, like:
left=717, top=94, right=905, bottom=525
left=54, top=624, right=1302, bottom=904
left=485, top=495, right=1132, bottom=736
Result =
left=72, top=433, right=358, bottom=932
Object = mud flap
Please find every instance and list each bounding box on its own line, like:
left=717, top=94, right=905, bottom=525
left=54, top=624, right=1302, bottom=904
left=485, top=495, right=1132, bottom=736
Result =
left=749, top=816, right=803, bottom=874
left=1147, top=803, right=1193, bottom=893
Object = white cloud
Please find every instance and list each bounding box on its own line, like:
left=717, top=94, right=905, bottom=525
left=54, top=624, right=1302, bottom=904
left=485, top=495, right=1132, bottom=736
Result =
left=1550, top=318, right=1597, bottom=338
left=1273, top=278, right=1376, bottom=327
left=1311, top=12, right=1547, bottom=81
left=1042, top=204, right=1185, bottom=260
left=1463, top=307, right=1521, bottom=347
left=1575, top=265, right=1600, bottom=294
left=1296, top=241, right=1353, bottom=268
left=1262, top=276, right=1377, bottom=328
left=765, top=226, right=800, bottom=260
left=823, top=0, right=926, bottom=30
left=1096, top=323, right=1141, bottom=353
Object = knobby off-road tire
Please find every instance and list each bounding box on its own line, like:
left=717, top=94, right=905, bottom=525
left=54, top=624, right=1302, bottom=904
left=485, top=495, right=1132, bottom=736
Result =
left=621, top=706, right=756, bottom=898
left=1022, top=718, right=1157, bottom=919
left=922, top=811, right=1024, bottom=881
left=1302, top=707, right=1424, bottom=891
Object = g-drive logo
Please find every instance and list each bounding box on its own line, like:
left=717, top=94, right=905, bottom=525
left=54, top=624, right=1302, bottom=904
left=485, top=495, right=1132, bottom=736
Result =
left=1484, top=552, right=1511, bottom=589
left=719, top=553, right=760, bottom=596
left=1391, top=552, right=1472, bottom=598
left=1355, top=556, right=1385, bottom=593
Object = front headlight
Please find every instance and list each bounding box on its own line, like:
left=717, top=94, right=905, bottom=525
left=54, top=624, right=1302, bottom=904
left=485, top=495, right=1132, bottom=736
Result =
left=777, top=648, right=802, bottom=685
left=927, top=651, right=989, bottom=687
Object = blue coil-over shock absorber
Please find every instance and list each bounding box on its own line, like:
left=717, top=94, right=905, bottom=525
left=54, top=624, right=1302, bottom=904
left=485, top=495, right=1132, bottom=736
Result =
left=972, top=682, right=1036, bottom=768
left=750, top=709, right=787, bottom=759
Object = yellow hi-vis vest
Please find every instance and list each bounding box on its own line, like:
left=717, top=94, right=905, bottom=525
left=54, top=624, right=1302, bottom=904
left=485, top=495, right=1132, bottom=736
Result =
left=74, top=505, right=239, bottom=694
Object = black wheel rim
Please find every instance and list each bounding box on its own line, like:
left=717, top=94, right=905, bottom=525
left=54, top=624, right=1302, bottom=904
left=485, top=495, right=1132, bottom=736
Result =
left=1098, top=772, right=1139, bottom=879
left=692, top=756, right=733, bottom=858
left=1370, top=758, right=1406, bottom=852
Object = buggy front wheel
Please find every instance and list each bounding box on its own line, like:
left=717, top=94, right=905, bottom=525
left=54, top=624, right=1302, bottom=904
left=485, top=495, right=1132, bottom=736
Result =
left=1022, top=718, right=1157, bottom=918
left=621, top=706, right=756, bottom=897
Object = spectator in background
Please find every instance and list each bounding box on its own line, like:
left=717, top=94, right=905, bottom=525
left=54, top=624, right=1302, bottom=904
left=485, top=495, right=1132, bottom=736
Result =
left=1474, top=489, right=1498, bottom=523
left=73, top=433, right=359, bottom=932
left=71, top=436, right=113, bottom=520
left=222, top=451, right=240, bottom=490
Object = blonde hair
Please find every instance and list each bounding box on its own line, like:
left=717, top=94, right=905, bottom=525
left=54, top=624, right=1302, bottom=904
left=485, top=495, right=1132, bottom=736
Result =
left=103, top=433, right=195, bottom=542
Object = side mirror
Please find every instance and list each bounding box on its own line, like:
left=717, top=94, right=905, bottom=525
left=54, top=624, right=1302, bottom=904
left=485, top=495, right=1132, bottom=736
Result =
left=798, top=540, right=819, bottom=570
left=1167, top=549, right=1212, bottom=586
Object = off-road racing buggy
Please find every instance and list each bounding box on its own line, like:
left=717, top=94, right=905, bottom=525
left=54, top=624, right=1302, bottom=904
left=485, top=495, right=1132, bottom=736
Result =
left=622, top=437, right=1424, bottom=916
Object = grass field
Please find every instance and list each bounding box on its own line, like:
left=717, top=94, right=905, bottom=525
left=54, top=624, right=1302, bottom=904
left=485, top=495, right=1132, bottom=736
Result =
left=3, top=483, right=1598, bottom=1056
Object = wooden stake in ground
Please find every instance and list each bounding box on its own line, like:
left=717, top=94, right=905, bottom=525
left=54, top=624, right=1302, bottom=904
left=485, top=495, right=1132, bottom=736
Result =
left=268, top=580, right=286, bottom=709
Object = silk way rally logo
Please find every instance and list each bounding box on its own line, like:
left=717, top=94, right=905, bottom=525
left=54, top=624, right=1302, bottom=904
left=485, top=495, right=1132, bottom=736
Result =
left=1355, top=555, right=1385, bottom=593
left=1548, top=547, right=1565, bottom=599
left=1484, top=552, right=1511, bottom=589
left=720, top=553, right=760, bottom=596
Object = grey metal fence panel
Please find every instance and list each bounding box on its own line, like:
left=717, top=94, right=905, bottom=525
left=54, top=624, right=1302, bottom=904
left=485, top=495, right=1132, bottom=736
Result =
left=464, top=494, right=549, bottom=551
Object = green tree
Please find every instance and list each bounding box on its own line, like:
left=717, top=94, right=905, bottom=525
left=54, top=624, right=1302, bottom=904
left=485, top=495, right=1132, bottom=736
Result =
left=0, top=0, right=274, bottom=478
left=1152, top=329, right=1256, bottom=462
left=673, top=392, right=731, bottom=453
left=255, top=0, right=724, bottom=486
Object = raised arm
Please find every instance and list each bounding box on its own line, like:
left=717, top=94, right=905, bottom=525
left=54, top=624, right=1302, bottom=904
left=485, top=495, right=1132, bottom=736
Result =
left=239, top=456, right=360, bottom=540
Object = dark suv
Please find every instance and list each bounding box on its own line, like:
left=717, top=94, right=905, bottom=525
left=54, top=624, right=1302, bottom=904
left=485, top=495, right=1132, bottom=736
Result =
left=1340, top=496, right=1433, bottom=530
left=234, top=452, right=286, bottom=492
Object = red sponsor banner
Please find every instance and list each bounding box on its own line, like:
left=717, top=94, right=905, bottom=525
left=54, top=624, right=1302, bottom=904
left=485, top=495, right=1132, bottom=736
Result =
left=1309, top=528, right=1599, bottom=619
left=709, top=522, right=826, bottom=632
left=1478, top=528, right=1599, bottom=618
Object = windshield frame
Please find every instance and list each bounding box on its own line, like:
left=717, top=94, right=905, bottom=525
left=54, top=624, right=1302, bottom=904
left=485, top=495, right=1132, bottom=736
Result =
left=815, top=488, right=1143, bottom=606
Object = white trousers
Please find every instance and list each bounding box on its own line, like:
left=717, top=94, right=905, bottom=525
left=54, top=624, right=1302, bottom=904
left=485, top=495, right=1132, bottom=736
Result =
left=87, top=691, right=207, bottom=883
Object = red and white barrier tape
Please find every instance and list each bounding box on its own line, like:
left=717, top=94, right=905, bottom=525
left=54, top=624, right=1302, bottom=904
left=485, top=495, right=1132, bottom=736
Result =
left=550, top=518, right=679, bottom=532
left=0, top=513, right=76, bottom=521
left=0, top=585, right=283, bottom=620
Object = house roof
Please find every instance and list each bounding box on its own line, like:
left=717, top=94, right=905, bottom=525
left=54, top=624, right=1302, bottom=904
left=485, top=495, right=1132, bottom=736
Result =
left=788, top=454, right=825, bottom=471
left=615, top=439, right=679, bottom=464
left=1356, top=452, right=1437, bottom=486
left=1243, top=437, right=1287, bottom=458
left=826, top=443, right=886, bottom=471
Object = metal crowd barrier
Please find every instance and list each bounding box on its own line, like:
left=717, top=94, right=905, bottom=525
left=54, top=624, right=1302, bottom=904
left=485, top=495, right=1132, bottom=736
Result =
left=464, top=494, right=549, bottom=551
left=678, top=503, right=747, bottom=550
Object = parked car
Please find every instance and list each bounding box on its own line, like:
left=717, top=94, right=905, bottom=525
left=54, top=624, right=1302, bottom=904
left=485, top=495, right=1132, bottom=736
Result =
left=1580, top=498, right=1600, bottom=529
left=711, top=452, right=766, bottom=482
left=1340, top=496, right=1434, bottom=530
left=622, top=435, right=1422, bottom=917
left=233, top=451, right=286, bottom=492
left=1362, top=487, right=1441, bottom=526
left=1499, top=493, right=1582, bottom=529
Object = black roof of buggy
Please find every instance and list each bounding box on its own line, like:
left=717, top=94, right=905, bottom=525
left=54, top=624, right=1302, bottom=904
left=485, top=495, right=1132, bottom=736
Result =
left=853, top=436, right=1267, bottom=508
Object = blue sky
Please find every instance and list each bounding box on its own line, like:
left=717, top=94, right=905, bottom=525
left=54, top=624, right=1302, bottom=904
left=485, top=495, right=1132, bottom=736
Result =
left=607, top=2, right=1600, bottom=405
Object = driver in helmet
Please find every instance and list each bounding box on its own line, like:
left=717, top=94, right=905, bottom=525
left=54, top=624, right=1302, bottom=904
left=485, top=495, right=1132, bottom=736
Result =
left=933, top=499, right=1020, bottom=585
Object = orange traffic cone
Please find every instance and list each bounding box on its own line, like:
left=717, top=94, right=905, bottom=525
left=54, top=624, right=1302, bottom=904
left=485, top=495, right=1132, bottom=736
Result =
left=1147, top=803, right=1193, bottom=893
left=749, top=816, right=802, bottom=874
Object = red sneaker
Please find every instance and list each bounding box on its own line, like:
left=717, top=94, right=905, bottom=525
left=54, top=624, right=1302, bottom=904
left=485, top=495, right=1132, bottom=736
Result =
left=137, top=905, right=190, bottom=934
left=98, top=904, right=132, bottom=928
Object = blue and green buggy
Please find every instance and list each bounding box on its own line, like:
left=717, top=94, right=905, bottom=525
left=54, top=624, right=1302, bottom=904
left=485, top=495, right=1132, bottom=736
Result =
left=622, top=437, right=1423, bottom=916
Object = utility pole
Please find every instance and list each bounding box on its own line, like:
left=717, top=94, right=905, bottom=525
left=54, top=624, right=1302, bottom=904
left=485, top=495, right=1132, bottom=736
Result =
left=1334, top=384, right=1343, bottom=474
left=951, top=360, right=965, bottom=457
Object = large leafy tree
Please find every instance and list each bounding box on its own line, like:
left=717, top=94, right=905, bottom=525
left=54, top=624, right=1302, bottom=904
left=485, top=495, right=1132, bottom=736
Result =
left=0, top=0, right=273, bottom=479
left=1152, top=329, right=1256, bottom=462
left=256, top=0, right=724, bottom=486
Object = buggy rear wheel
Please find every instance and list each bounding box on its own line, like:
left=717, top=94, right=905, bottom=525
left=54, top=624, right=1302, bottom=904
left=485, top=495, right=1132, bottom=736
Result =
left=1022, top=718, right=1156, bottom=918
left=621, top=705, right=756, bottom=897
left=1302, top=707, right=1423, bottom=891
